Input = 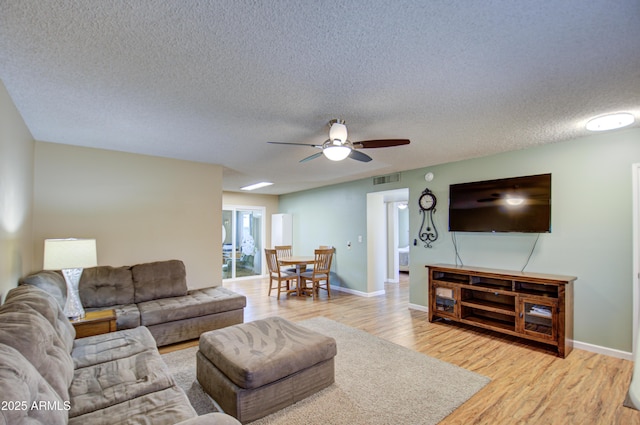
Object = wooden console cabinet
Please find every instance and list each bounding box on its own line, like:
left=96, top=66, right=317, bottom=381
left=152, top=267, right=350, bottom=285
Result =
left=428, top=264, right=576, bottom=357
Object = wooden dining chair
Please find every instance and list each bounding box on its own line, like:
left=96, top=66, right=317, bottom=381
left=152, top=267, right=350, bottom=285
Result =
left=274, top=245, right=292, bottom=258
left=265, top=249, right=297, bottom=298
left=275, top=245, right=298, bottom=273
left=308, top=245, right=333, bottom=271
left=300, top=248, right=334, bottom=299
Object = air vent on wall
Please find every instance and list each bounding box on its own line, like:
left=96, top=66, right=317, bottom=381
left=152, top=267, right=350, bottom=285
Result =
left=373, top=173, right=401, bottom=185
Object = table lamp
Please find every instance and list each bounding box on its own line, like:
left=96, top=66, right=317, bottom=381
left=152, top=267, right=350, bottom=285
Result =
left=43, top=238, right=97, bottom=319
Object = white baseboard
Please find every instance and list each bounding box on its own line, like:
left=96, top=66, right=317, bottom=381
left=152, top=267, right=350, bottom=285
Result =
left=572, top=340, right=633, bottom=361
left=331, top=285, right=385, bottom=297
left=407, top=305, right=633, bottom=360
left=408, top=303, right=429, bottom=313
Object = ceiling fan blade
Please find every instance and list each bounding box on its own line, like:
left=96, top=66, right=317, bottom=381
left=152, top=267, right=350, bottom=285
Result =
left=268, top=141, right=322, bottom=148
left=349, top=150, right=373, bottom=162
left=299, top=152, right=324, bottom=163
left=354, top=139, right=410, bottom=149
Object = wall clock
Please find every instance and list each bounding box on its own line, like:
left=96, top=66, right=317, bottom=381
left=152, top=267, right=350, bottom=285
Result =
left=418, top=188, right=438, bottom=248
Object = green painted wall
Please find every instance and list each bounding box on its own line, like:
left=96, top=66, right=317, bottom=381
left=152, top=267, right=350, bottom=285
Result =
left=279, top=178, right=407, bottom=292
left=280, top=128, right=640, bottom=352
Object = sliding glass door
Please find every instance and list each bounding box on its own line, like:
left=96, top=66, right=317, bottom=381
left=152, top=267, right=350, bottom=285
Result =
left=222, top=206, right=264, bottom=280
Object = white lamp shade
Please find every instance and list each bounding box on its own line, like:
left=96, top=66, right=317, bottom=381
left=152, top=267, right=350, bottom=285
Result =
left=43, top=238, right=97, bottom=270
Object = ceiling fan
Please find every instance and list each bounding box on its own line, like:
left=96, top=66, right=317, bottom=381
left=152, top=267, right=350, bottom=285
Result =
left=268, top=119, right=410, bottom=163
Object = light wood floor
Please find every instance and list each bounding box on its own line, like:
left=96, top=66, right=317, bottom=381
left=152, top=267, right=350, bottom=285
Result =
left=161, top=274, right=640, bottom=424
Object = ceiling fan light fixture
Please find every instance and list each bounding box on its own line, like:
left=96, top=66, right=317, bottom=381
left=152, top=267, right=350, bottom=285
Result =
left=323, top=144, right=351, bottom=161
left=329, top=121, right=348, bottom=143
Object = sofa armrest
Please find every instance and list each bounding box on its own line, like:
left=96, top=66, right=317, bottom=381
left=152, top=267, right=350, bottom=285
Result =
left=174, top=412, right=241, bottom=425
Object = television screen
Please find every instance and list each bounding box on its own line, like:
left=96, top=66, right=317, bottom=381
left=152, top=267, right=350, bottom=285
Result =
left=449, top=173, right=551, bottom=233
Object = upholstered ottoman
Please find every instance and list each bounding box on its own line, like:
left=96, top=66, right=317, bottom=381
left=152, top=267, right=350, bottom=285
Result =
left=196, top=316, right=337, bottom=423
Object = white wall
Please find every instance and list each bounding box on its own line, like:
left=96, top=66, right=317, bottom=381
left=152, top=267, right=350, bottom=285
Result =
left=398, top=206, right=410, bottom=247
left=0, top=80, right=34, bottom=302
left=33, top=142, right=223, bottom=289
left=367, top=192, right=386, bottom=294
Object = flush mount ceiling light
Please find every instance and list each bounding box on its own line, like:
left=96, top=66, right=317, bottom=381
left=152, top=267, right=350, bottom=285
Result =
left=240, top=182, right=273, bottom=191
left=586, top=112, right=635, bottom=132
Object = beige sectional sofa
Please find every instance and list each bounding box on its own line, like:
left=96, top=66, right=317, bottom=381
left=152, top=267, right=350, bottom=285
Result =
left=21, top=259, right=247, bottom=346
left=0, top=283, right=241, bottom=425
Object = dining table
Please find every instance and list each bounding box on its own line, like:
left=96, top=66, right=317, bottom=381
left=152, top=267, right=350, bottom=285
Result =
left=278, top=255, right=315, bottom=296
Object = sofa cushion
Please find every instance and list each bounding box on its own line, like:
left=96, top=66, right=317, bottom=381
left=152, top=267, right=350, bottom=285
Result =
left=131, top=260, right=188, bottom=303
left=138, top=287, right=247, bottom=327
left=3, top=284, right=76, bottom=351
left=69, top=345, right=175, bottom=418
left=67, top=385, right=196, bottom=425
left=86, top=303, right=140, bottom=330
left=18, top=270, right=67, bottom=308
left=71, top=326, right=157, bottom=369
left=0, top=343, right=68, bottom=425
left=0, top=309, right=75, bottom=401
left=80, top=266, right=135, bottom=307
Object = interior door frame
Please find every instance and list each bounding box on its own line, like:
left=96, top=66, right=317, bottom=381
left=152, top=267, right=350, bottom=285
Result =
left=632, top=163, right=640, bottom=356
left=222, top=204, right=266, bottom=280
left=366, top=188, right=409, bottom=293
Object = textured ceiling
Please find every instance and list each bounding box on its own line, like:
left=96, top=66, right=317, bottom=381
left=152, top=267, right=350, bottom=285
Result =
left=1, top=0, right=639, bottom=195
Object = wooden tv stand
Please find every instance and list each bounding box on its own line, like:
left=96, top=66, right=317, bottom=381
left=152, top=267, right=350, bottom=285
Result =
left=427, top=264, right=576, bottom=358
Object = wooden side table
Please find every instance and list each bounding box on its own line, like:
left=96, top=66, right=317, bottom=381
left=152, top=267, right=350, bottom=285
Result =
left=71, top=310, right=117, bottom=339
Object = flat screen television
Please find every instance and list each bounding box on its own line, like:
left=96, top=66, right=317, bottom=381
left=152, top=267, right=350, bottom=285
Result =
left=448, top=173, right=551, bottom=233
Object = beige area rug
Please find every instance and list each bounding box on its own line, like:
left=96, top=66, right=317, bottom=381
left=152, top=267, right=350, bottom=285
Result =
left=162, top=317, right=490, bottom=424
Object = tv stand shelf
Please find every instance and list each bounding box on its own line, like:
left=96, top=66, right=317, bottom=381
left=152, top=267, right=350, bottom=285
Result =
left=428, top=264, right=576, bottom=358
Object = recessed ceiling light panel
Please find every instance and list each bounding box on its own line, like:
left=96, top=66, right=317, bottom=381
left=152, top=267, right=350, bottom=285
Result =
left=240, top=182, right=273, bottom=191
left=586, top=113, right=635, bottom=132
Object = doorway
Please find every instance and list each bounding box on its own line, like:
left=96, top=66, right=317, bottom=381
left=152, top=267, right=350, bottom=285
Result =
left=222, top=206, right=265, bottom=280
left=366, top=188, right=409, bottom=293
